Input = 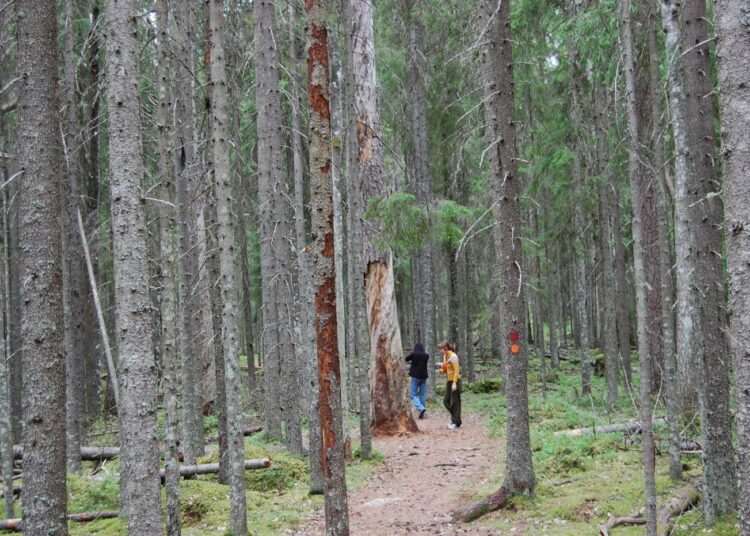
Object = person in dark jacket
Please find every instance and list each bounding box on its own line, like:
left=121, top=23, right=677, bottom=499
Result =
left=405, top=343, right=429, bottom=418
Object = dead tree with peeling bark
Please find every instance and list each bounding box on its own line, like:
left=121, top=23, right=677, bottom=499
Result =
left=350, top=0, right=418, bottom=437
left=307, top=0, right=351, bottom=533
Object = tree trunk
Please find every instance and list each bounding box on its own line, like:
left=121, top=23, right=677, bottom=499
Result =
left=17, top=1, right=68, bottom=532
left=203, top=8, right=230, bottom=485
left=351, top=0, right=417, bottom=436
left=405, top=3, right=437, bottom=392
left=104, top=0, right=163, bottom=530
left=156, top=1, right=182, bottom=532
left=663, top=0, right=737, bottom=521
left=329, top=38, right=351, bottom=464
left=612, top=181, right=633, bottom=389
left=289, top=0, right=324, bottom=489
left=546, top=226, right=560, bottom=370
left=646, top=7, right=680, bottom=481
left=83, top=2, right=102, bottom=422
left=714, top=0, right=750, bottom=531
left=0, top=3, right=15, bottom=520
left=480, top=0, right=535, bottom=495
left=344, top=0, right=372, bottom=458
left=594, top=83, right=619, bottom=410
left=307, top=1, right=351, bottom=532
left=621, top=0, right=657, bottom=531
left=62, top=0, right=87, bottom=475
left=207, top=2, right=250, bottom=532
left=253, top=0, right=286, bottom=440
left=172, top=0, right=204, bottom=464
left=0, top=193, right=14, bottom=521
left=565, top=8, right=592, bottom=397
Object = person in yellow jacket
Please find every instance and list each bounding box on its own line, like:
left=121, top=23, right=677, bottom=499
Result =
left=438, top=341, right=461, bottom=429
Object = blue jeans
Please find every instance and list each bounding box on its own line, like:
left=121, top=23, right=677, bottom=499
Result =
left=410, top=377, right=426, bottom=412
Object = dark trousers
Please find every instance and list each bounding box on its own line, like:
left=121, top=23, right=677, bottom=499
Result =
left=443, top=380, right=462, bottom=426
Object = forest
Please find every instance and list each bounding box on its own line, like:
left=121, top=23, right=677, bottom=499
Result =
left=0, top=0, right=748, bottom=534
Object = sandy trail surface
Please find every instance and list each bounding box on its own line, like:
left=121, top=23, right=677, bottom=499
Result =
left=295, top=409, right=501, bottom=535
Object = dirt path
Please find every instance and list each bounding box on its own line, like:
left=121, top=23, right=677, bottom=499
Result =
left=295, top=410, right=501, bottom=535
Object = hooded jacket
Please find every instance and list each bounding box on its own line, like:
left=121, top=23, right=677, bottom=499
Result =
left=405, top=343, right=430, bottom=380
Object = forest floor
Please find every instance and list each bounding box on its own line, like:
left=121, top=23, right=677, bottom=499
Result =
left=295, top=408, right=501, bottom=535
left=1, top=350, right=743, bottom=535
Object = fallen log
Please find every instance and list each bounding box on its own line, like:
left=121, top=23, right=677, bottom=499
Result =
left=555, top=417, right=668, bottom=437
left=0, top=510, right=119, bottom=531
left=13, top=445, right=120, bottom=461
left=159, top=458, right=271, bottom=483
left=453, top=486, right=509, bottom=523
left=68, top=510, right=120, bottom=523
left=205, top=424, right=262, bottom=444
left=599, top=515, right=646, bottom=535
left=656, top=482, right=699, bottom=536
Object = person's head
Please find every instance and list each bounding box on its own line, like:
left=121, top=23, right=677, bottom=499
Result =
left=438, top=341, right=456, bottom=355
left=413, top=342, right=425, bottom=354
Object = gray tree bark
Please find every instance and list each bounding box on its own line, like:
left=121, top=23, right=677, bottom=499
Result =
left=307, top=2, right=351, bottom=532
left=208, top=1, right=250, bottom=532
left=156, top=1, right=182, bottom=531
left=646, top=6, right=680, bottom=481
left=0, top=167, right=14, bottom=518
left=714, top=0, right=750, bottom=531
left=351, top=0, right=418, bottom=436
left=480, top=0, right=535, bottom=495
left=202, top=9, right=230, bottom=485
left=621, top=0, right=657, bottom=531
left=662, top=0, right=736, bottom=522
left=104, top=0, right=162, bottom=531
left=17, top=1, right=68, bottom=532
left=565, top=7, right=592, bottom=397
left=172, top=0, right=205, bottom=464
left=62, top=0, right=86, bottom=474
left=593, top=83, right=618, bottom=410
left=255, top=0, right=289, bottom=444
left=344, top=0, right=372, bottom=457
left=288, top=0, right=324, bottom=487
left=405, top=1, right=437, bottom=393
left=611, top=181, right=633, bottom=389
left=82, top=2, right=102, bottom=422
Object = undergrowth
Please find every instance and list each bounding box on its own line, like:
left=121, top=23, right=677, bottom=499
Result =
left=457, top=350, right=740, bottom=535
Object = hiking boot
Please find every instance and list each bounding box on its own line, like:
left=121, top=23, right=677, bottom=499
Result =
left=419, top=409, right=425, bottom=419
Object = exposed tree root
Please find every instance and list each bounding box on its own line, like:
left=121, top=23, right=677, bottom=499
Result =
left=452, top=486, right=509, bottom=523
left=597, top=482, right=699, bottom=535
left=599, top=515, right=646, bottom=535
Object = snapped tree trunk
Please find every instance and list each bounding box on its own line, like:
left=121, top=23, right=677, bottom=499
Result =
left=351, top=0, right=418, bottom=436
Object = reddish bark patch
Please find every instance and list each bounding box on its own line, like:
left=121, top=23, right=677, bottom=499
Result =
left=306, top=24, right=330, bottom=120
left=315, top=274, right=338, bottom=476
left=367, top=261, right=418, bottom=437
